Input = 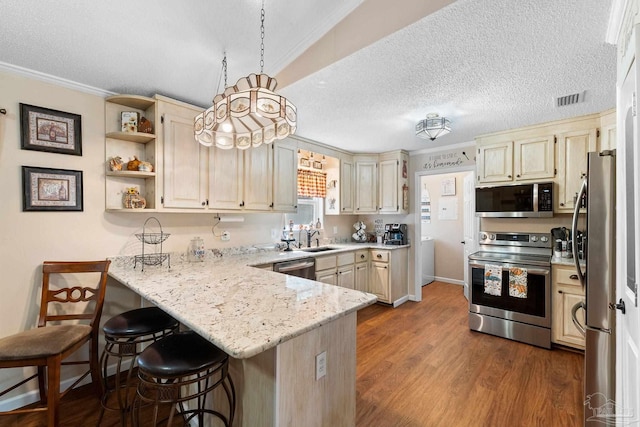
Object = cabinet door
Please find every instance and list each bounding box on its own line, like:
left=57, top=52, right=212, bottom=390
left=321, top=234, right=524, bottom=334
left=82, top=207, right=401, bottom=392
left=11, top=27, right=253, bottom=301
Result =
left=209, top=147, right=243, bottom=210
left=355, top=161, right=378, bottom=213
left=340, top=159, right=354, bottom=213
left=552, top=291, right=586, bottom=349
left=316, top=268, right=337, bottom=285
left=556, top=128, right=597, bottom=212
left=477, top=141, right=513, bottom=184
left=369, top=261, right=390, bottom=302
left=355, top=262, right=369, bottom=292
left=337, top=265, right=355, bottom=289
left=272, top=141, right=298, bottom=212
left=244, top=144, right=273, bottom=210
left=378, top=159, right=398, bottom=213
left=513, top=135, right=555, bottom=181
left=162, top=113, right=207, bottom=209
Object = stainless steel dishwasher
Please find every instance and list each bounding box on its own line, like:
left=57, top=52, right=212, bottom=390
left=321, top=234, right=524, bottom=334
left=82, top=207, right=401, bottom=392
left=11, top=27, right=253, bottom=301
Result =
left=272, top=257, right=315, bottom=279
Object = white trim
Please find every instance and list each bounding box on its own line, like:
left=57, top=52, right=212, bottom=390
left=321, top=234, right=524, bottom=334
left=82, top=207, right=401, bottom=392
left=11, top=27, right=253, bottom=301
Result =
left=409, top=140, right=476, bottom=156
left=0, top=61, right=116, bottom=98
left=606, top=0, right=628, bottom=44
left=434, top=277, right=464, bottom=286
left=392, top=295, right=410, bottom=307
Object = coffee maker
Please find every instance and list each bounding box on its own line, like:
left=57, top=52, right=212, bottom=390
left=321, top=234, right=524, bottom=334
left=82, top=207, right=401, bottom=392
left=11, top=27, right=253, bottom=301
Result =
left=384, top=224, right=408, bottom=245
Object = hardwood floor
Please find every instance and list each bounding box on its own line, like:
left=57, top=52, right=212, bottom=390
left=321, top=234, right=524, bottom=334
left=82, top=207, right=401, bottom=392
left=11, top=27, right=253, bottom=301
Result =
left=2, top=281, right=583, bottom=426
left=356, top=281, right=584, bottom=427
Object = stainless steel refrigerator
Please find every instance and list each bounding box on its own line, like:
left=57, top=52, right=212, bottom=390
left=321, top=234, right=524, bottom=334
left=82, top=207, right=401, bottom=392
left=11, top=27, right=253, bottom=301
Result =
left=571, top=150, right=616, bottom=425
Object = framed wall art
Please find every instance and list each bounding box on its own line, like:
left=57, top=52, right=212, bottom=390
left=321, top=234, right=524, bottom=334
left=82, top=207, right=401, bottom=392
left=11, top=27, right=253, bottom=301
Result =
left=312, top=160, right=323, bottom=170
left=299, top=157, right=310, bottom=167
left=20, top=103, right=82, bottom=156
left=22, top=166, right=83, bottom=211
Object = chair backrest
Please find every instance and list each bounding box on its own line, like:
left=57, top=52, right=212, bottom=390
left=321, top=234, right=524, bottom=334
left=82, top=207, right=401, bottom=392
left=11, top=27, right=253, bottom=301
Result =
left=38, top=260, right=111, bottom=329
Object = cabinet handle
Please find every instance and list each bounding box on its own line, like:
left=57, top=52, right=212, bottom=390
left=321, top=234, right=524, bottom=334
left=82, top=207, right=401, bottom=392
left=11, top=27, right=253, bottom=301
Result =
left=558, top=290, right=563, bottom=294
left=569, top=274, right=578, bottom=280
left=294, top=205, right=297, bottom=209
left=269, top=203, right=274, bottom=208
left=240, top=201, right=245, bottom=207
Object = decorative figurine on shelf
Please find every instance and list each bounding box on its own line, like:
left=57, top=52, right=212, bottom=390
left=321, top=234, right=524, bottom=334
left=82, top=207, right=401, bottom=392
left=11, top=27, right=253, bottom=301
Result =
left=137, top=116, right=153, bottom=134
left=109, top=156, right=124, bottom=171
left=123, top=187, right=146, bottom=209
left=138, top=161, right=153, bottom=172
left=127, top=156, right=141, bottom=171
left=352, top=221, right=367, bottom=242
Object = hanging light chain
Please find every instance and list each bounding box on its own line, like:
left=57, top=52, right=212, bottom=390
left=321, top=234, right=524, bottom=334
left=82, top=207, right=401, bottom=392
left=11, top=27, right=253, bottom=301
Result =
left=260, top=0, right=265, bottom=73
left=222, top=52, right=228, bottom=88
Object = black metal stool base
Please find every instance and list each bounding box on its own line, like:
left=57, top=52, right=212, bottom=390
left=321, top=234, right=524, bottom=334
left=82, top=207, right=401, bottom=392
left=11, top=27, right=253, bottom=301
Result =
left=132, top=331, right=236, bottom=427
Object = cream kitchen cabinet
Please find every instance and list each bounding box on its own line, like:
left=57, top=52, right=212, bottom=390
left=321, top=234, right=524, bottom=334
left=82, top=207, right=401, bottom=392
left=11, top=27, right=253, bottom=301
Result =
left=476, top=136, right=554, bottom=185
left=315, top=254, right=337, bottom=286
left=354, top=250, right=369, bottom=292
left=158, top=97, right=207, bottom=209
left=208, top=140, right=297, bottom=212
left=105, top=95, right=158, bottom=211
left=378, top=150, right=409, bottom=214
left=552, top=264, right=585, bottom=350
left=354, top=156, right=378, bottom=213
left=340, top=158, right=355, bottom=213
left=555, top=128, right=597, bottom=213
left=599, top=109, right=616, bottom=151
left=315, top=252, right=355, bottom=289
left=369, top=248, right=408, bottom=304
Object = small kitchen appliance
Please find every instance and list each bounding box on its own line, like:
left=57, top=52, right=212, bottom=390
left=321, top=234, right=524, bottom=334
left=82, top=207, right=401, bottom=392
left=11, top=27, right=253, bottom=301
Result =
left=384, top=224, right=408, bottom=245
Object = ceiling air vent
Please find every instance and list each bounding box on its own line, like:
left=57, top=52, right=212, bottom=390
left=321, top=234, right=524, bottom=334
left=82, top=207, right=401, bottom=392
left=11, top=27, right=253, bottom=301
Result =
left=556, top=91, right=585, bottom=107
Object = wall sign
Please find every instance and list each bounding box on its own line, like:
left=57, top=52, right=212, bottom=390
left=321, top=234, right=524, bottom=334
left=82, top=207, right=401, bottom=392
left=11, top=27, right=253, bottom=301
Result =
left=420, top=148, right=474, bottom=171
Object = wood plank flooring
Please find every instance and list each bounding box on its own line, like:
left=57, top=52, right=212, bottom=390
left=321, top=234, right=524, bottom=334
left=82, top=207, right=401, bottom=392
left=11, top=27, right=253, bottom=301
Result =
left=2, top=281, right=583, bottom=426
left=356, top=281, right=584, bottom=427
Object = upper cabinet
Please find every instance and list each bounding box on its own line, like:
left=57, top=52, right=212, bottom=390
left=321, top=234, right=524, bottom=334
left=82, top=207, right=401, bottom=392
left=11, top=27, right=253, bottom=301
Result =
left=354, top=155, right=378, bottom=213
left=340, top=157, right=355, bottom=214
left=476, top=136, right=554, bottom=185
left=556, top=128, right=597, bottom=213
left=378, top=151, right=409, bottom=214
left=105, top=95, right=158, bottom=211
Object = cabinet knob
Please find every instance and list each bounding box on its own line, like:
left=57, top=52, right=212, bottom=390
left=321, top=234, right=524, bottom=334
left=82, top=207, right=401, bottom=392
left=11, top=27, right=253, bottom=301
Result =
left=377, top=254, right=382, bottom=259
left=569, top=274, right=578, bottom=280
left=516, top=174, right=520, bottom=178
left=360, top=254, right=365, bottom=259
left=558, top=290, right=563, bottom=294
left=508, top=175, right=512, bottom=178
left=201, top=201, right=206, bottom=206
left=240, top=201, right=245, bottom=207
left=560, top=202, right=565, bottom=207
left=269, top=203, right=274, bottom=208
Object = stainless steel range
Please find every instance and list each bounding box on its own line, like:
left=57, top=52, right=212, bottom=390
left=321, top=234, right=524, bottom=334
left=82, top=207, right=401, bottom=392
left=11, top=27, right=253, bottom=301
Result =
left=468, top=231, right=552, bottom=348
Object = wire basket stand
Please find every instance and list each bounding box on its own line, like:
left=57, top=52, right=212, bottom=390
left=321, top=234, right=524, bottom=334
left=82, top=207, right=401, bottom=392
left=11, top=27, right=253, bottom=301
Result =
left=134, top=217, right=170, bottom=271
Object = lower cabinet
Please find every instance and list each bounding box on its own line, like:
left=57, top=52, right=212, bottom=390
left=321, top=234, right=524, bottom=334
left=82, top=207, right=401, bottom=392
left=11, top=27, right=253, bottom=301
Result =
left=315, top=255, right=337, bottom=285
left=369, top=248, right=408, bottom=304
left=551, top=264, right=586, bottom=350
left=354, top=250, right=369, bottom=292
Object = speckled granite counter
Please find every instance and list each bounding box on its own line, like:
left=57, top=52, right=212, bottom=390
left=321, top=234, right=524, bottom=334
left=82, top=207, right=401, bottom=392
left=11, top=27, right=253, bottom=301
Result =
left=108, top=253, right=377, bottom=359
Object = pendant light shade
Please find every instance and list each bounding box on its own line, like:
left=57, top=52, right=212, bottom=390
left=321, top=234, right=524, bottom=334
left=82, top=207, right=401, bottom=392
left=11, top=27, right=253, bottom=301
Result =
left=416, top=113, right=451, bottom=141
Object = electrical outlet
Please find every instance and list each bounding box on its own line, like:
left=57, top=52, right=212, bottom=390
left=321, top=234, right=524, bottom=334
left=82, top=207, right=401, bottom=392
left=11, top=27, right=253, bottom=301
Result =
left=316, top=351, right=327, bottom=380
left=221, top=231, right=231, bottom=241
left=333, top=226, right=338, bottom=235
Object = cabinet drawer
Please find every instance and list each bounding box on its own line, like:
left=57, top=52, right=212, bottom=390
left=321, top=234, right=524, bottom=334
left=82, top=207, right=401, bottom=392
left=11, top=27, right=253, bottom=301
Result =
left=315, top=255, right=337, bottom=271
left=370, top=250, right=389, bottom=263
left=337, top=252, right=355, bottom=267
left=355, top=250, right=369, bottom=262
left=554, top=266, right=583, bottom=291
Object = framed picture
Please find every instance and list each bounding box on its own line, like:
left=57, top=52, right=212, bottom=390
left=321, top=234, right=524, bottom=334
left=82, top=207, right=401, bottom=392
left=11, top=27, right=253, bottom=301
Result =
left=299, top=157, right=310, bottom=167
left=441, top=177, right=456, bottom=196
left=22, top=166, right=83, bottom=211
left=20, top=103, right=82, bottom=156
left=312, top=160, right=323, bottom=170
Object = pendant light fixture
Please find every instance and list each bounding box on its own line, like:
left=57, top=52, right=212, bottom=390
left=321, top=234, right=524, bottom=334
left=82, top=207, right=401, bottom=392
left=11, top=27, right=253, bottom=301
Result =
left=415, top=113, right=451, bottom=141
left=194, top=0, right=297, bottom=149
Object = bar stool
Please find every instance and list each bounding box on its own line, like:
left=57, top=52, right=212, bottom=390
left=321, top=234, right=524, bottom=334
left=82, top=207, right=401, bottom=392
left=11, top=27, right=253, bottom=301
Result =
left=132, top=331, right=235, bottom=427
left=98, top=307, right=179, bottom=426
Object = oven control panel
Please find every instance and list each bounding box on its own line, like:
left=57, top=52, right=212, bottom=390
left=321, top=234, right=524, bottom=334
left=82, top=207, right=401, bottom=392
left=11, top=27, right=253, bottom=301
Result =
left=478, top=231, right=551, bottom=248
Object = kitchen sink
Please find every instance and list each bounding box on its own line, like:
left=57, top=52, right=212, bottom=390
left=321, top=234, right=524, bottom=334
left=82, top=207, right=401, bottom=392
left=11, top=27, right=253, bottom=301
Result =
left=300, top=246, right=340, bottom=253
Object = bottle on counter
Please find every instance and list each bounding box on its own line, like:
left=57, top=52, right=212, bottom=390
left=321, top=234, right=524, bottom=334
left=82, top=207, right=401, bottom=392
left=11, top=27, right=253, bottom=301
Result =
left=188, top=237, right=205, bottom=262
left=316, top=218, right=322, bottom=229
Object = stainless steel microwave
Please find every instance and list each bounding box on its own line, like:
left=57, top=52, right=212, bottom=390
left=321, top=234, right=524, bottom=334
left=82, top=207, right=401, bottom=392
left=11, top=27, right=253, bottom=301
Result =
left=475, top=182, right=553, bottom=218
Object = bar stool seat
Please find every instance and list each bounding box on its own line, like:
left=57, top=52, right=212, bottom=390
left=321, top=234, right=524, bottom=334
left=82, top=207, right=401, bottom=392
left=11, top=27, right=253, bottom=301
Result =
left=132, top=331, right=235, bottom=427
left=98, top=307, right=178, bottom=426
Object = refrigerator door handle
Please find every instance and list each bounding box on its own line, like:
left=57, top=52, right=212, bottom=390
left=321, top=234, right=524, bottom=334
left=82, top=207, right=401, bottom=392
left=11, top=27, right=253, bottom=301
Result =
left=571, top=179, right=587, bottom=287
left=571, top=300, right=586, bottom=336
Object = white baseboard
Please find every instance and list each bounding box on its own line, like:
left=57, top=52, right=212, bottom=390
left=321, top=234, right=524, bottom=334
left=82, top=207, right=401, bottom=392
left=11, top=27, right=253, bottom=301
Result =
left=0, top=359, right=132, bottom=412
left=393, top=295, right=411, bottom=307
left=434, top=276, right=464, bottom=286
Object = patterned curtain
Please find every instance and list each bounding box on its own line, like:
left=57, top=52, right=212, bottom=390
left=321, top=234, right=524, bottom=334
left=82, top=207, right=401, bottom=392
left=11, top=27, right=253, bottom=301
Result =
left=297, top=169, right=327, bottom=198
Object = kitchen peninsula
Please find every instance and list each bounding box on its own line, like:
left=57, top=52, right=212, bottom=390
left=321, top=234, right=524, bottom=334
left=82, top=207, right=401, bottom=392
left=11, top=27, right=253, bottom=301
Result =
left=107, top=249, right=378, bottom=427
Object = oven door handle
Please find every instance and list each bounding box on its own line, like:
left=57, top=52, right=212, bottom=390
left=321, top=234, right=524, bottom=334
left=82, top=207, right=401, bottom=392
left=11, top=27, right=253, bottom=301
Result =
left=469, top=262, right=549, bottom=276
left=571, top=300, right=586, bottom=336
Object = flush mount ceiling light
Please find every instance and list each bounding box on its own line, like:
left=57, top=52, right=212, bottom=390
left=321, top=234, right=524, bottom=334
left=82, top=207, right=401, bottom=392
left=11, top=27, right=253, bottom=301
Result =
left=415, top=113, right=451, bottom=141
left=194, top=0, right=297, bottom=150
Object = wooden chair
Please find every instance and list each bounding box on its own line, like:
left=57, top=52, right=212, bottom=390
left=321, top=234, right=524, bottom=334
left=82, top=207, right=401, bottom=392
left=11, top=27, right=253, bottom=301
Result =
left=0, top=260, right=111, bottom=427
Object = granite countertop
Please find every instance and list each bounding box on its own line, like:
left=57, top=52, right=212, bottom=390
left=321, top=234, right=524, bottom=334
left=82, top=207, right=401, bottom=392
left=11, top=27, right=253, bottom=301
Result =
left=108, top=247, right=381, bottom=359
left=551, top=256, right=586, bottom=267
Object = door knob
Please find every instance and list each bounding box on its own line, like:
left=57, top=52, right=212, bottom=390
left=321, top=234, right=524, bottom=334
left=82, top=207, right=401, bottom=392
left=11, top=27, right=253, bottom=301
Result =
left=609, top=299, right=626, bottom=314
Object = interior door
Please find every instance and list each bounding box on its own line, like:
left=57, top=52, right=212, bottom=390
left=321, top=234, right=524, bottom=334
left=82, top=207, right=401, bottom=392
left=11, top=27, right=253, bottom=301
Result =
left=616, top=56, right=640, bottom=426
left=463, top=172, right=478, bottom=300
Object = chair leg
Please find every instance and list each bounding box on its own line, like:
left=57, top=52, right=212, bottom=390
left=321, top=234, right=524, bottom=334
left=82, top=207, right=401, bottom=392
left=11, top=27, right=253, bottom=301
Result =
left=46, top=355, right=62, bottom=427
left=90, top=333, right=104, bottom=398
left=37, top=365, right=47, bottom=403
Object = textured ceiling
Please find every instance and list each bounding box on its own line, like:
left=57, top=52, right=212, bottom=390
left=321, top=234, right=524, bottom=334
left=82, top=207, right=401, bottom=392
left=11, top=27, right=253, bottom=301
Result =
left=0, top=0, right=616, bottom=154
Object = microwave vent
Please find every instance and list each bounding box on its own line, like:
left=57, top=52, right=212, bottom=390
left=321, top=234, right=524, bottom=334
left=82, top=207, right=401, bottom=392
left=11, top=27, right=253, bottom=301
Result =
left=556, top=91, right=585, bottom=107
